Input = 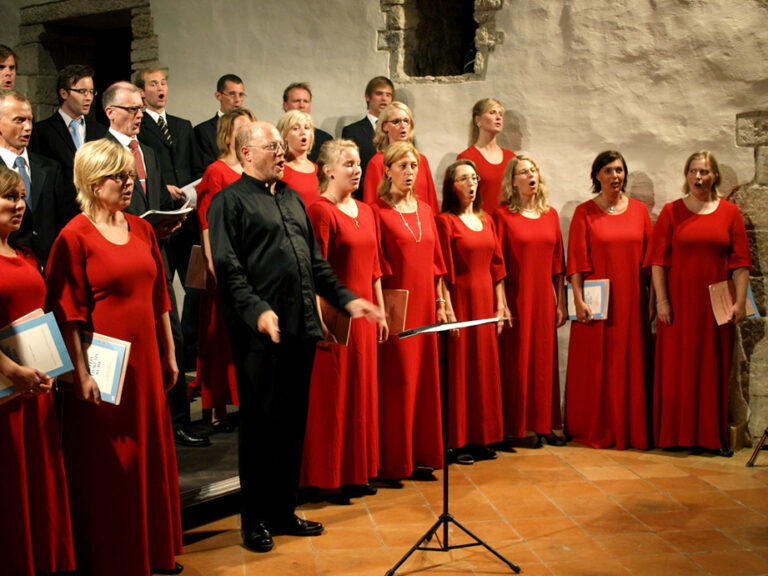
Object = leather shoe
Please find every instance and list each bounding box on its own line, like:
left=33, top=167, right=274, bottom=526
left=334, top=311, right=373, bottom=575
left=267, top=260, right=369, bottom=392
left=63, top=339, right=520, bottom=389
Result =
left=173, top=427, right=210, bottom=447
left=151, top=562, right=183, bottom=575
left=243, top=522, right=274, bottom=552
left=343, top=483, right=378, bottom=497
left=271, top=515, right=324, bottom=536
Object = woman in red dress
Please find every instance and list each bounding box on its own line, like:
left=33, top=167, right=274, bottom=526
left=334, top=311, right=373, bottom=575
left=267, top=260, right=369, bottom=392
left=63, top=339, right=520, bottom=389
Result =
left=565, top=150, right=652, bottom=450
left=362, top=102, right=439, bottom=213
left=494, top=156, right=567, bottom=448
left=457, top=98, right=516, bottom=213
left=0, top=167, right=75, bottom=576
left=651, top=150, right=750, bottom=457
left=46, top=139, right=183, bottom=576
left=300, top=139, right=387, bottom=503
left=437, top=159, right=507, bottom=464
left=278, top=110, right=320, bottom=206
left=192, top=108, right=255, bottom=430
left=371, top=141, right=447, bottom=483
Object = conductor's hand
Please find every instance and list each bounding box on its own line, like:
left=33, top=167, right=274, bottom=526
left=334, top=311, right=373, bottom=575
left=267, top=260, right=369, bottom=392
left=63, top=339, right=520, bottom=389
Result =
left=257, top=310, right=281, bottom=343
left=345, top=298, right=386, bottom=331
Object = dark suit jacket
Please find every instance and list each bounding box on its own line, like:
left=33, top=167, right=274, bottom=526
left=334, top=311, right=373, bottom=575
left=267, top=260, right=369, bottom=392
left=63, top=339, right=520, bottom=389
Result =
left=29, top=112, right=108, bottom=198
left=194, top=114, right=219, bottom=169
left=4, top=152, right=77, bottom=268
left=138, top=113, right=204, bottom=188
left=104, top=132, right=172, bottom=215
left=341, top=118, right=376, bottom=198
left=309, top=127, right=333, bottom=163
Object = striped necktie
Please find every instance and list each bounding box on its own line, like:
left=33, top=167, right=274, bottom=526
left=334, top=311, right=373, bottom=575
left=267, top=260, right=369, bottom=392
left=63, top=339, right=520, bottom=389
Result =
left=157, top=115, right=173, bottom=146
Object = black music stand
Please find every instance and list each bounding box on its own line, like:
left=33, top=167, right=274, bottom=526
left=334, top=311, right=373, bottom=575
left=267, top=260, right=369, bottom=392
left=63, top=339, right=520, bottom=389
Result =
left=384, top=317, right=520, bottom=576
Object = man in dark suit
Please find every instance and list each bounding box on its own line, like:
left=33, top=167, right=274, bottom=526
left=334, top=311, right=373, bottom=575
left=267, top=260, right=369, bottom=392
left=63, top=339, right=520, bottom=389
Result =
left=341, top=76, right=394, bottom=198
left=194, top=74, right=246, bottom=168
left=29, top=65, right=108, bottom=198
left=103, top=80, right=209, bottom=448
left=0, top=89, right=75, bottom=269
left=281, top=82, right=332, bottom=163
left=134, top=66, right=204, bottom=388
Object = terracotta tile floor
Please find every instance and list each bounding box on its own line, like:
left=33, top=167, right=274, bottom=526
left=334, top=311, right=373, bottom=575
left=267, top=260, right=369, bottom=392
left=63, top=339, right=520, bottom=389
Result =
left=178, top=444, right=768, bottom=575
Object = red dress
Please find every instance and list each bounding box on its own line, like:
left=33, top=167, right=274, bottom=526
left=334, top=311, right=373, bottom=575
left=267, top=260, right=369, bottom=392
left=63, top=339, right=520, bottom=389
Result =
left=436, top=213, right=505, bottom=448
left=301, top=197, right=381, bottom=489
left=363, top=153, right=440, bottom=214
left=494, top=207, right=564, bottom=438
left=193, top=160, right=239, bottom=411
left=457, top=146, right=516, bottom=213
left=372, top=199, right=446, bottom=478
left=649, top=199, right=751, bottom=450
left=565, top=198, right=652, bottom=450
left=282, top=163, right=320, bottom=206
left=0, top=250, right=75, bottom=576
left=46, top=214, right=182, bottom=576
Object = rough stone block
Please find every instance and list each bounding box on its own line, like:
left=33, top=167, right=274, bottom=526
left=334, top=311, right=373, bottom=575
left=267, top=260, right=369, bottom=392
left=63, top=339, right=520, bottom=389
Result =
left=736, top=111, right=768, bottom=147
left=386, top=5, right=404, bottom=30
left=132, top=13, right=155, bottom=37
left=131, top=36, right=158, bottom=52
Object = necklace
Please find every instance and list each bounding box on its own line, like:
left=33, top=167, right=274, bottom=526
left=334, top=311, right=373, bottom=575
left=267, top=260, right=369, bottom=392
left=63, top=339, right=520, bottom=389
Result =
left=393, top=200, right=422, bottom=243
left=603, top=193, right=623, bottom=214
left=324, top=192, right=360, bottom=228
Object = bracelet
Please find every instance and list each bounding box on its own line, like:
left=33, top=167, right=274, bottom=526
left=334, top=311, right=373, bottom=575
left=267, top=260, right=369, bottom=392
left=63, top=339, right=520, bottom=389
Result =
left=656, top=299, right=669, bottom=306
left=436, top=297, right=446, bottom=304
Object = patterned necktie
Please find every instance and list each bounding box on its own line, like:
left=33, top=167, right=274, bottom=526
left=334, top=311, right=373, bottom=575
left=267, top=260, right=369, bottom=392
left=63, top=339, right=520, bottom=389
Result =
left=69, top=118, right=83, bottom=149
left=14, top=156, right=31, bottom=208
left=157, top=115, right=173, bottom=146
left=128, top=139, right=147, bottom=185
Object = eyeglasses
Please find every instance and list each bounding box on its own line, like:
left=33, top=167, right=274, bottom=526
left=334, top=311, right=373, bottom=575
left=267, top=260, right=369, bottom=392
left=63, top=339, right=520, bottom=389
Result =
left=106, top=171, right=137, bottom=185
left=387, top=117, right=411, bottom=126
left=456, top=175, right=480, bottom=184
left=223, top=91, right=246, bottom=99
left=67, top=88, right=98, bottom=96
left=246, top=141, right=286, bottom=153
left=111, top=104, right=146, bottom=115
left=516, top=167, right=537, bottom=176
left=689, top=169, right=711, bottom=177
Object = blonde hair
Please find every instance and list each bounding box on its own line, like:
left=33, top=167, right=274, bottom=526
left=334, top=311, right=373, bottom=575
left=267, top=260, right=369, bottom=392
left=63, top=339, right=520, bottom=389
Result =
left=317, top=139, right=360, bottom=192
left=377, top=141, right=420, bottom=204
left=499, top=155, right=550, bottom=215
left=682, top=150, right=721, bottom=201
left=277, top=110, right=314, bottom=161
left=216, top=108, right=256, bottom=159
left=73, top=139, right=134, bottom=217
left=469, top=98, right=503, bottom=147
left=373, top=101, right=414, bottom=153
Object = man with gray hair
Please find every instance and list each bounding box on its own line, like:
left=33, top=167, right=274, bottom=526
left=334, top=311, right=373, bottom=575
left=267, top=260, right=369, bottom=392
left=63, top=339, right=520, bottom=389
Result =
left=208, top=120, right=384, bottom=553
left=0, top=89, right=72, bottom=267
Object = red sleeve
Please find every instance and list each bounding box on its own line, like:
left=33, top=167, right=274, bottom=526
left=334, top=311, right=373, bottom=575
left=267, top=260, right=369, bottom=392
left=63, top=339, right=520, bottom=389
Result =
left=435, top=213, right=455, bottom=286
left=565, top=203, right=592, bottom=278
left=132, top=216, right=172, bottom=322
left=550, top=207, right=565, bottom=277
left=419, top=154, right=440, bottom=215
left=364, top=154, right=383, bottom=205
left=727, top=202, right=752, bottom=271
left=426, top=203, right=447, bottom=277
left=358, top=202, right=383, bottom=282
left=648, top=202, right=675, bottom=268
left=45, top=221, right=90, bottom=325
left=371, top=201, right=392, bottom=278
left=639, top=202, right=653, bottom=274
left=486, top=216, right=506, bottom=283
left=307, top=201, right=332, bottom=259
left=196, top=164, right=224, bottom=230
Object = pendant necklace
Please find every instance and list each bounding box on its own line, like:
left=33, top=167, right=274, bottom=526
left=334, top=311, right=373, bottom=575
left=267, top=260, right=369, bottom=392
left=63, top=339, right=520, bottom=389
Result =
left=393, top=200, right=422, bottom=243
left=327, top=193, right=360, bottom=228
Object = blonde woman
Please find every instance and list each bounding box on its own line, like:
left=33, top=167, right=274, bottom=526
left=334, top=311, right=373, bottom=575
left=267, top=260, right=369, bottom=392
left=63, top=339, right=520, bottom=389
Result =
left=651, top=150, right=750, bottom=457
left=370, top=141, right=446, bottom=483
left=457, top=98, right=516, bottom=212
left=494, top=156, right=566, bottom=448
left=278, top=109, right=320, bottom=206
left=362, top=102, right=439, bottom=213
left=46, top=139, right=182, bottom=575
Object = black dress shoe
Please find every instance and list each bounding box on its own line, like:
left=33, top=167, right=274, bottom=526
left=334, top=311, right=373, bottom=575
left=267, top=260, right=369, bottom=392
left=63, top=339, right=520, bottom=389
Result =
left=151, top=562, right=184, bottom=575
left=542, top=433, right=566, bottom=447
left=343, top=483, right=378, bottom=497
left=242, top=522, right=274, bottom=552
left=716, top=447, right=734, bottom=458
left=371, top=477, right=404, bottom=489
left=270, top=515, right=323, bottom=536
left=451, top=451, right=474, bottom=465
left=409, top=466, right=438, bottom=481
left=173, top=427, right=210, bottom=447
left=325, top=491, right=352, bottom=505
left=470, top=444, right=498, bottom=461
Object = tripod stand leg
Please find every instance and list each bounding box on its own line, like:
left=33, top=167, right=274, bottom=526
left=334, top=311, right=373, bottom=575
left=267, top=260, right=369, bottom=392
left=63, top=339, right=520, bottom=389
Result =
left=445, top=515, right=521, bottom=573
left=384, top=517, right=444, bottom=576
left=746, top=426, right=768, bottom=467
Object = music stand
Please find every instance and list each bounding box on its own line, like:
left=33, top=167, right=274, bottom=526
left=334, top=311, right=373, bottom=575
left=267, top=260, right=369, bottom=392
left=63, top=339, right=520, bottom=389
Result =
left=384, top=317, right=520, bottom=576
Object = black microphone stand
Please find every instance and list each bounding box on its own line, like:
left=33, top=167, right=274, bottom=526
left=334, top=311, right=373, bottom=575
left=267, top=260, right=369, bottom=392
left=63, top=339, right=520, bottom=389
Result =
left=384, top=317, right=520, bottom=575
